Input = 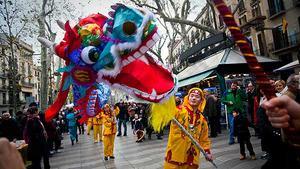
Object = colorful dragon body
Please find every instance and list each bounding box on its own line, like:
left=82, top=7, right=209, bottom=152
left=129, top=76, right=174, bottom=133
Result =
left=39, top=4, right=177, bottom=121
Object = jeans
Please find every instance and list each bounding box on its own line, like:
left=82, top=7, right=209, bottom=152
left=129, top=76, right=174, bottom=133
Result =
left=228, top=113, right=235, bottom=143
left=117, top=119, right=127, bottom=135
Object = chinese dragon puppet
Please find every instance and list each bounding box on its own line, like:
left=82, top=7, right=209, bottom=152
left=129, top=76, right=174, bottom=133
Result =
left=38, top=3, right=178, bottom=122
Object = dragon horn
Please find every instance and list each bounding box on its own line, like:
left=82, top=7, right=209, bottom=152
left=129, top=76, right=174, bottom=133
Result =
left=37, top=37, right=56, bottom=51
left=56, top=20, right=65, bottom=30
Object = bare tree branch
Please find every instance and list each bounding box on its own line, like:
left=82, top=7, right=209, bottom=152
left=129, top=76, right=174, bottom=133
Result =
left=161, top=15, right=220, bottom=34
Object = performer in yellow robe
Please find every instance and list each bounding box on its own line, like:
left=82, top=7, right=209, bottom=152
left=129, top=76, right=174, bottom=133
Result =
left=103, top=104, right=117, bottom=160
left=164, top=88, right=212, bottom=169
left=86, top=118, right=93, bottom=135
left=92, top=112, right=103, bottom=143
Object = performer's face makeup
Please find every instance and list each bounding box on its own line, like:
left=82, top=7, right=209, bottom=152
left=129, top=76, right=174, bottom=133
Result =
left=188, top=93, right=201, bottom=107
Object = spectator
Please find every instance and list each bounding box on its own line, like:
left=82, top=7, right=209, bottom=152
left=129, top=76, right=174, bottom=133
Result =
left=204, top=90, right=218, bottom=138
left=222, top=82, right=247, bottom=145
left=246, top=82, right=259, bottom=137
left=133, top=114, right=144, bottom=142
left=0, top=112, right=20, bottom=142
left=76, top=114, right=84, bottom=135
left=274, top=80, right=288, bottom=97
left=24, top=107, right=50, bottom=169
left=233, top=110, right=256, bottom=160
left=116, top=101, right=129, bottom=136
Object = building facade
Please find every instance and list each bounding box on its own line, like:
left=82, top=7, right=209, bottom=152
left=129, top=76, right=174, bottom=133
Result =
left=169, top=0, right=300, bottom=77
left=0, top=35, right=40, bottom=114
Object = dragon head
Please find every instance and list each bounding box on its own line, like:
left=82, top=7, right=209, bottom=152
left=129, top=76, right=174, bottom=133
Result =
left=39, top=4, right=177, bottom=121
left=97, top=4, right=177, bottom=102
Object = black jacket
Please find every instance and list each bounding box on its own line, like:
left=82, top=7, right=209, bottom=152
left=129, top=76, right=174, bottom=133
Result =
left=233, top=114, right=250, bottom=138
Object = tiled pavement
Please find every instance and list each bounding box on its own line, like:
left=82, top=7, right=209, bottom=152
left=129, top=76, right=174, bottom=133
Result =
left=50, top=126, right=266, bottom=169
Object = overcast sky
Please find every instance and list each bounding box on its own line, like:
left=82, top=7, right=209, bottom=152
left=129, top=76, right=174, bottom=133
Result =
left=16, top=0, right=206, bottom=63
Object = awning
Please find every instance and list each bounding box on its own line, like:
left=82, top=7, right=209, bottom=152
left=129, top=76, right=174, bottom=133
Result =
left=273, top=60, right=299, bottom=72
left=176, top=49, right=280, bottom=87
left=178, top=70, right=214, bottom=87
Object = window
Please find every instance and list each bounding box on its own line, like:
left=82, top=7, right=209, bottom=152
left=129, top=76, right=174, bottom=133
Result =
left=239, top=15, right=247, bottom=26
left=238, top=0, right=246, bottom=14
left=2, top=93, right=6, bottom=104
left=219, top=15, right=224, bottom=28
left=252, top=4, right=261, bottom=18
left=257, top=33, right=265, bottom=56
left=268, top=0, right=285, bottom=17
left=272, top=25, right=289, bottom=50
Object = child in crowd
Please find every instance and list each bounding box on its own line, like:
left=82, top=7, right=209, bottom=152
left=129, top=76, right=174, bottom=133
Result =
left=133, top=114, right=144, bottom=142
left=233, top=109, right=256, bottom=160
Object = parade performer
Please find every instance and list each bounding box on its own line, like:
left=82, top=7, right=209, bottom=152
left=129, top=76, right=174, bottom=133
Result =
left=102, top=104, right=117, bottom=160
left=92, top=112, right=103, bottom=143
left=86, top=117, right=93, bottom=135
left=164, top=88, right=212, bottom=169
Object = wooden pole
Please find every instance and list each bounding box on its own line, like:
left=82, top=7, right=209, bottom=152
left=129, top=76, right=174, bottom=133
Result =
left=171, top=117, right=218, bottom=168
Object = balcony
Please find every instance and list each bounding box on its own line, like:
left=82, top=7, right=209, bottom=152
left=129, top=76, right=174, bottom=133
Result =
left=20, top=81, right=34, bottom=88
left=268, top=32, right=300, bottom=53
left=238, top=7, right=246, bottom=15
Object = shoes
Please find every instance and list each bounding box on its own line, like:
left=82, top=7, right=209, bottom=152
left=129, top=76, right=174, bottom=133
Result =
left=94, top=141, right=98, bottom=143
left=117, top=133, right=121, bottom=137
left=110, top=156, right=115, bottom=159
left=49, top=151, right=55, bottom=155
left=240, top=155, right=246, bottom=160
left=104, top=157, right=108, bottom=161
left=260, top=153, right=269, bottom=160
left=56, top=149, right=62, bottom=153
left=71, top=140, right=74, bottom=146
left=157, top=137, right=163, bottom=140
left=123, top=134, right=127, bottom=136
left=251, top=155, right=256, bottom=160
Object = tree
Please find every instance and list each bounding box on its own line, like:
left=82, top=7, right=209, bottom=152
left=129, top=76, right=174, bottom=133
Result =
left=29, top=0, right=78, bottom=112
left=0, top=0, right=31, bottom=115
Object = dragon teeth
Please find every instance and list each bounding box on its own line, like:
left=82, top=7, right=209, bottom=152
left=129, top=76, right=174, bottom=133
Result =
left=139, top=46, right=148, bottom=54
left=127, top=56, right=135, bottom=63
left=122, top=59, right=130, bottom=66
left=139, top=55, right=149, bottom=65
left=133, top=51, right=141, bottom=58
left=152, top=33, right=160, bottom=42
left=146, top=40, right=155, bottom=48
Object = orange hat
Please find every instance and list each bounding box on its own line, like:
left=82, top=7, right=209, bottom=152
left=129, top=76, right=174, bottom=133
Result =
left=183, top=87, right=206, bottom=112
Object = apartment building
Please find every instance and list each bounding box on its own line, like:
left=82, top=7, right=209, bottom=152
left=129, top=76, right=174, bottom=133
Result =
left=0, top=35, right=39, bottom=114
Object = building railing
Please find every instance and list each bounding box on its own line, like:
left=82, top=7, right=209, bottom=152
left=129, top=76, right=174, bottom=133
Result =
left=21, top=81, right=34, bottom=88
left=268, top=32, right=300, bottom=52
left=250, top=0, right=259, bottom=6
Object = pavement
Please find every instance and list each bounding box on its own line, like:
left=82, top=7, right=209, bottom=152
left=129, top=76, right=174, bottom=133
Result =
left=49, top=126, right=266, bottom=169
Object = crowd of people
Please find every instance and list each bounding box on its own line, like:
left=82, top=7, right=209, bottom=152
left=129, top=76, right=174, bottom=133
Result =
left=0, top=73, right=299, bottom=169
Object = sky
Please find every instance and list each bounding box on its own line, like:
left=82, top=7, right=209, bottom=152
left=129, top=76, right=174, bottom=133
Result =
left=19, top=0, right=206, bottom=63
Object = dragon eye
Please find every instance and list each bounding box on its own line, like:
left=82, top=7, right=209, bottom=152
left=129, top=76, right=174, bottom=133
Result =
left=81, top=46, right=100, bottom=64
left=123, top=21, right=137, bottom=36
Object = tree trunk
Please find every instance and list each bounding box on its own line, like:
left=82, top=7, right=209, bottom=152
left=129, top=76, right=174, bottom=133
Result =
left=38, top=15, right=48, bottom=113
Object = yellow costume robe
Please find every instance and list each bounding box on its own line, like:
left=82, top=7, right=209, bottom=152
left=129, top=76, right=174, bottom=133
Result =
left=93, top=113, right=103, bottom=143
left=103, top=112, right=117, bottom=157
left=86, top=118, right=93, bottom=135
left=164, top=105, right=211, bottom=169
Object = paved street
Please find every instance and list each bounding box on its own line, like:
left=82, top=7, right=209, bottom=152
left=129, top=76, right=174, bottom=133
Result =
left=50, top=126, right=265, bottom=169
